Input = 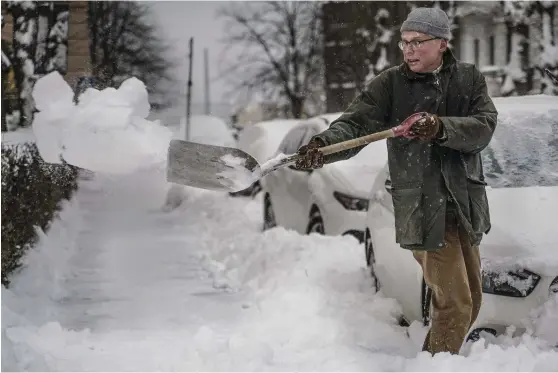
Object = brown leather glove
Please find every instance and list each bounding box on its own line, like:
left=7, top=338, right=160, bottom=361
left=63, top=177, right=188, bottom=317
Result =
left=409, top=113, right=443, bottom=141
left=295, top=139, right=325, bottom=170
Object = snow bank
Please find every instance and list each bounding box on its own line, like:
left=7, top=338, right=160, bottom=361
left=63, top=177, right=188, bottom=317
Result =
left=2, top=195, right=84, bottom=371
left=31, top=71, right=172, bottom=174
left=3, top=167, right=558, bottom=371
left=195, top=192, right=558, bottom=371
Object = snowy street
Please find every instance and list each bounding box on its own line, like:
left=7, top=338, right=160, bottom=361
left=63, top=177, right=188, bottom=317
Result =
left=3, top=165, right=558, bottom=371
left=3, top=0, right=558, bottom=370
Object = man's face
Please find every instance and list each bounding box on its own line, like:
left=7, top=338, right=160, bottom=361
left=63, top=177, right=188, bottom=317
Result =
left=400, top=31, right=447, bottom=73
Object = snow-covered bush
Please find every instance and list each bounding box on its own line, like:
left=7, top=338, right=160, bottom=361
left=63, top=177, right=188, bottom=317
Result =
left=1, top=142, right=79, bottom=286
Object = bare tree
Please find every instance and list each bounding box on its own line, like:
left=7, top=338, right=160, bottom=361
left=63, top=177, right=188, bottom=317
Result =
left=217, top=1, right=324, bottom=119
left=88, top=1, right=176, bottom=110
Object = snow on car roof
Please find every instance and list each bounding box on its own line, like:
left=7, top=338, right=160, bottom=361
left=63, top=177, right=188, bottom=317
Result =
left=237, top=119, right=302, bottom=163
left=483, top=95, right=558, bottom=188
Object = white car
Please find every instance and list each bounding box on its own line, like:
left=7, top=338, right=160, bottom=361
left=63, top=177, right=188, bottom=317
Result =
left=230, top=119, right=301, bottom=197
left=363, top=95, right=558, bottom=341
left=261, top=113, right=388, bottom=242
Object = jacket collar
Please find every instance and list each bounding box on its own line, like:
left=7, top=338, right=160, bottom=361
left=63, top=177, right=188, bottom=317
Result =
left=400, top=48, right=457, bottom=80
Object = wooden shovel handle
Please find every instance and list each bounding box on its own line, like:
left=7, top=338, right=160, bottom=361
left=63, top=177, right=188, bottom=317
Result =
left=316, top=112, right=426, bottom=156
left=318, top=129, right=395, bottom=156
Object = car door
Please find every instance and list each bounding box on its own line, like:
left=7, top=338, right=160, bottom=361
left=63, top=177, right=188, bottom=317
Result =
left=368, top=165, right=424, bottom=322
left=282, top=122, right=324, bottom=232
left=265, top=124, right=309, bottom=231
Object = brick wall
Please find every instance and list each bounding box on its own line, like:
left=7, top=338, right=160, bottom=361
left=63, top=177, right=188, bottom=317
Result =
left=65, top=1, right=90, bottom=89
left=1, top=1, right=90, bottom=89
left=2, top=3, right=14, bottom=38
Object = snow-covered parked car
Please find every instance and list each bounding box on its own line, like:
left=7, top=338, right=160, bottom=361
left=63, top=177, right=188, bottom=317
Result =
left=230, top=119, right=301, bottom=197
left=363, top=94, right=558, bottom=340
left=261, top=113, right=388, bottom=242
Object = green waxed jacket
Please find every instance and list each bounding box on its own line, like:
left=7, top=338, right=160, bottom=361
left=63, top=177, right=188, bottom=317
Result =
left=312, top=50, right=498, bottom=251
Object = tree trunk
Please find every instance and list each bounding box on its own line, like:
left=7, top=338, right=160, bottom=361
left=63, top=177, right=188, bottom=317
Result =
left=11, top=1, right=38, bottom=128
left=290, top=95, right=304, bottom=119
left=45, top=1, right=69, bottom=74
left=539, top=3, right=558, bottom=95
left=35, top=1, right=51, bottom=75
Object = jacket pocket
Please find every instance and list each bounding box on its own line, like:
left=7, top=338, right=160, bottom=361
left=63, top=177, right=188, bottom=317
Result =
left=391, top=187, right=424, bottom=245
left=467, top=180, right=491, bottom=234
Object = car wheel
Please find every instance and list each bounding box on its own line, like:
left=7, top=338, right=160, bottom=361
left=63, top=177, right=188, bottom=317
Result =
left=364, top=229, right=380, bottom=292
left=421, top=278, right=432, bottom=327
left=306, top=208, right=325, bottom=234
left=466, top=327, right=497, bottom=342
left=263, top=193, right=277, bottom=230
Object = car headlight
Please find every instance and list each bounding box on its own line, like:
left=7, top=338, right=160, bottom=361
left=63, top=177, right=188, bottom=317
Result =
left=333, top=191, right=369, bottom=211
left=550, top=276, right=558, bottom=296
left=482, top=269, right=541, bottom=297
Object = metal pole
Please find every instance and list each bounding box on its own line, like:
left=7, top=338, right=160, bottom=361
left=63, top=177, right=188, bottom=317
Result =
left=186, top=37, right=194, bottom=141
left=204, top=48, right=210, bottom=115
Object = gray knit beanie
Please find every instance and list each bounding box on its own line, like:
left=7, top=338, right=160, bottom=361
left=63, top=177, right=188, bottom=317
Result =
left=400, top=7, right=452, bottom=40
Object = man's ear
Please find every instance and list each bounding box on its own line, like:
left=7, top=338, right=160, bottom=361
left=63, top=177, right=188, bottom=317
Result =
left=440, top=39, right=448, bottom=52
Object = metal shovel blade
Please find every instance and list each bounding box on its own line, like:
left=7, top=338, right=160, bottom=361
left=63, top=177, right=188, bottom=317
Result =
left=167, top=139, right=261, bottom=192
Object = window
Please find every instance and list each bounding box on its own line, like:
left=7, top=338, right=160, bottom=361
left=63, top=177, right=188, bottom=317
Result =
left=278, top=125, right=308, bottom=154
left=474, top=39, right=480, bottom=66
left=300, top=123, right=323, bottom=146
left=482, top=109, right=558, bottom=188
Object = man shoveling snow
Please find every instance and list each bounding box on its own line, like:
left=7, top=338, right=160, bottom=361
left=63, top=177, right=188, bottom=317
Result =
left=294, top=7, right=498, bottom=356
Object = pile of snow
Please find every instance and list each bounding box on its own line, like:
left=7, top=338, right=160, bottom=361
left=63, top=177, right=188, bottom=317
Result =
left=2, top=196, right=83, bottom=371
left=31, top=71, right=172, bottom=174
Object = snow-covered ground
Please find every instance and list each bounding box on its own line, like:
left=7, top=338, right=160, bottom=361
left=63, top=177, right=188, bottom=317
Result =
left=3, top=166, right=558, bottom=371
left=2, top=72, right=558, bottom=371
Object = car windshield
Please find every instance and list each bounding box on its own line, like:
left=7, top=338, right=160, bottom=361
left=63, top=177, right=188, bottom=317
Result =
left=482, top=103, right=558, bottom=188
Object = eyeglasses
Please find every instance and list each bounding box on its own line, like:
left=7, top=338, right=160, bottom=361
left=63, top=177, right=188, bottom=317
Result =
left=398, top=37, right=439, bottom=50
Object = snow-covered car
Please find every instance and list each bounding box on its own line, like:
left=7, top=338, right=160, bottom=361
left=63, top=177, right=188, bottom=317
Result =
left=261, top=113, right=388, bottom=242
left=363, top=94, right=558, bottom=340
left=229, top=119, right=301, bottom=197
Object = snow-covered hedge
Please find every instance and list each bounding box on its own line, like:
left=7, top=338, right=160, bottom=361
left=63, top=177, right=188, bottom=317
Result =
left=1, top=142, right=79, bottom=286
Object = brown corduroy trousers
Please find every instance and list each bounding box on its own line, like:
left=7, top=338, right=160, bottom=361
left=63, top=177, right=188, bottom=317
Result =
left=413, top=211, right=483, bottom=355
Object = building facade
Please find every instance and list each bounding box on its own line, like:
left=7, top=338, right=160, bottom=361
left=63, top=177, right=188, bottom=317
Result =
left=322, top=1, right=557, bottom=113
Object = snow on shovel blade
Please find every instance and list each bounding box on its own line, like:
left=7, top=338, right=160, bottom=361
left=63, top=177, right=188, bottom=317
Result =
left=166, top=139, right=262, bottom=192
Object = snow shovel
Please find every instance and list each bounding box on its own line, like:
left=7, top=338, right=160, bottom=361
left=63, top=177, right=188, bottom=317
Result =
left=166, top=112, right=425, bottom=192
